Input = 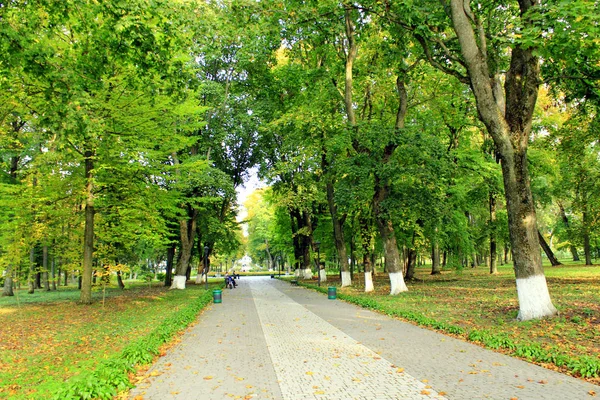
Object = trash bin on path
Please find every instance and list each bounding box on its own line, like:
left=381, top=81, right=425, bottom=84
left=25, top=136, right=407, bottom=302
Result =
left=328, top=287, right=336, bottom=300
left=213, top=289, right=222, bottom=304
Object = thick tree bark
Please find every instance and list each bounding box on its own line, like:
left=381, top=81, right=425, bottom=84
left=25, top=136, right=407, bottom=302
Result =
left=325, top=175, right=350, bottom=287
left=290, top=208, right=313, bottom=279
left=373, top=183, right=408, bottom=294
left=558, top=203, right=580, bottom=261
left=165, top=245, right=175, bottom=287
left=449, top=0, right=556, bottom=320
left=2, top=265, right=14, bottom=296
left=431, top=241, right=441, bottom=275
left=80, top=149, right=95, bottom=304
left=538, top=230, right=562, bottom=266
left=171, top=207, right=197, bottom=289
left=404, top=248, right=417, bottom=280
left=490, top=193, right=498, bottom=274
left=42, top=245, right=50, bottom=291
left=116, top=270, right=125, bottom=289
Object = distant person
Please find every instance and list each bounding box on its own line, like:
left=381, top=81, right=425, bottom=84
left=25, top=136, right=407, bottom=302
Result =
left=224, top=274, right=235, bottom=289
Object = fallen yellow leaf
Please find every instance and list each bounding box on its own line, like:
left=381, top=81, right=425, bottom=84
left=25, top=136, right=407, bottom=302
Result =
left=203, top=376, right=213, bottom=380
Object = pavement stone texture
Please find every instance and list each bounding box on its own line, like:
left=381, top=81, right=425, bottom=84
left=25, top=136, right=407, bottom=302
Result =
left=129, top=276, right=600, bottom=400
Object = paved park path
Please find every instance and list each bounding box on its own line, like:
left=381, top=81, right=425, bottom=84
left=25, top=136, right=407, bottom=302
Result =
left=129, top=276, right=599, bottom=400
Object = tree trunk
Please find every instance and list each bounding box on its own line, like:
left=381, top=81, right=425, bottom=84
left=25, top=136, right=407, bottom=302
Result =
left=363, top=253, right=374, bottom=292
left=51, top=254, right=57, bottom=291
left=116, top=270, right=125, bottom=289
left=2, top=265, right=14, bottom=296
left=449, top=0, right=556, bottom=320
left=404, top=248, right=417, bottom=280
left=326, top=176, right=350, bottom=287
left=301, top=211, right=313, bottom=279
left=538, top=230, right=562, bottom=266
left=431, top=241, right=441, bottom=275
left=490, top=192, right=498, bottom=274
left=471, top=252, right=478, bottom=268
left=165, top=245, right=175, bottom=287
left=80, top=149, right=95, bottom=304
left=559, top=203, right=580, bottom=261
left=42, top=245, right=50, bottom=291
left=28, top=247, right=35, bottom=294
left=583, top=209, right=593, bottom=265
left=171, top=207, right=197, bottom=289
left=374, top=191, right=408, bottom=294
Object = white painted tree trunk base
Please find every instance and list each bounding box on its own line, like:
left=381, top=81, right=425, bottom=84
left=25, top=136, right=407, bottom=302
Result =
left=294, top=269, right=300, bottom=278
left=364, top=272, right=374, bottom=292
left=516, top=274, right=557, bottom=321
left=195, top=273, right=203, bottom=284
left=341, top=271, right=351, bottom=287
left=170, top=275, right=187, bottom=290
left=389, top=272, right=408, bottom=295
left=319, top=269, right=327, bottom=282
left=302, top=268, right=312, bottom=280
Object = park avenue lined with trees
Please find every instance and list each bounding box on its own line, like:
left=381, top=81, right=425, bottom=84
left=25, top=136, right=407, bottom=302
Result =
left=1, top=1, right=600, bottom=398
left=1, top=1, right=599, bottom=318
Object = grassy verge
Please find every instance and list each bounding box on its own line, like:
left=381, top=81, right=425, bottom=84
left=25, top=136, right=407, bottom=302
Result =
left=297, top=263, right=600, bottom=384
left=0, top=282, right=218, bottom=399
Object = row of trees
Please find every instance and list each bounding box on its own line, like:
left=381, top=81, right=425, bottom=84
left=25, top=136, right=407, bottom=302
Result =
left=0, top=0, right=272, bottom=302
left=1, top=1, right=598, bottom=321
left=243, top=0, right=599, bottom=321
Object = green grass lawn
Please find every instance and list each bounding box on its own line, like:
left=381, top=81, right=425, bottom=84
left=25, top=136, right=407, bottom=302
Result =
left=0, top=281, right=217, bottom=400
left=302, top=261, right=600, bottom=384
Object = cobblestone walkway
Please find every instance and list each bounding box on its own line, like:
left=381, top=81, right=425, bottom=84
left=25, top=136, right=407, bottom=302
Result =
left=130, top=276, right=599, bottom=400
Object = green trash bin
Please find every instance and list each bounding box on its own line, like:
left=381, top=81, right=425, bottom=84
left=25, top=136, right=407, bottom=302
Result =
left=328, top=287, right=336, bottom=300
left=213, top=289, right=222, bottom=304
